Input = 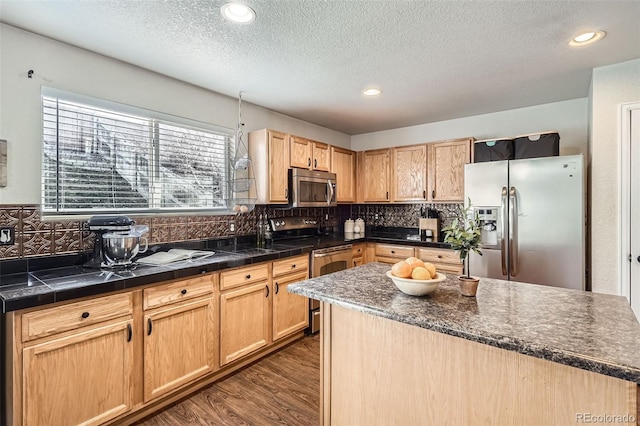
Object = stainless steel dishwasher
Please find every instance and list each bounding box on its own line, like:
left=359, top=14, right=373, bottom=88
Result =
left=309, top=244, right=352, bottom=333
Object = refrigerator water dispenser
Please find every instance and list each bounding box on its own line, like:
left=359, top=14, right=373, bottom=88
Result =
left=474, top=207, right=499, bottom=249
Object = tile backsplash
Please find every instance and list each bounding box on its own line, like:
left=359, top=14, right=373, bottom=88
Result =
left=0, top=205, right=339, bottom=260
left=0, top=203, right=457, bottom=260
left=340, top=203, right=463, bottom=229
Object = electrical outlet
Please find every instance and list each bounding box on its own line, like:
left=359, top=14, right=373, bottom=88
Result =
left=229, top=223, right=235, bottom=232
left=0, top=226, right=16, bottom=245
left=374, top=214, right=379, bottom=220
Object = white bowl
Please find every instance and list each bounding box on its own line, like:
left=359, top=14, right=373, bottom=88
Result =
left=386, top=270, right=446, bottom=296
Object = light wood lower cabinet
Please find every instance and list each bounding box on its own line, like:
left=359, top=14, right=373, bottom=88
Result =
left=417, top=247, right=463, bottom=274
left=143, top=297, right=215, bottom=402
left=220, top=256, right=310, bottom=365
left=351, top=243, right=366, bottom=267
left=219, top=281, right=271, bottom=366
left=273, top=270, right=309, bottom=341
left=22, top=318, right=134, bottom=426
left=373, top=243, right=463, bottom=274
left=10, top=256, right=311, bottom=426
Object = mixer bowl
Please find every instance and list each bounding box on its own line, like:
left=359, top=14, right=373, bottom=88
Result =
left=102, top=233, right=148, bottom=265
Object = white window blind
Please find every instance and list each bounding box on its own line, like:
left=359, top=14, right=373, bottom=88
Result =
left=42, top=90, right=232, bottom=213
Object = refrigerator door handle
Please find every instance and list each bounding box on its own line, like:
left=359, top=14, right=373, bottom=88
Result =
left=509, top=186, right=518, bottom=277
left=501, top=186, right=508, bottom=275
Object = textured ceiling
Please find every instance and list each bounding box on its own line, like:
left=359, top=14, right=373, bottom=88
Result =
left=1, top=0, right=639, bottom=135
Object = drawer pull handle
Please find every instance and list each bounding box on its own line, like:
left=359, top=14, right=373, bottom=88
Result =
left=432, top=190, right=436, bottom=198
left=265, top=285, right=270, bottom=298
left=81, top=312, right=90, bottom=319
left=285, top=188, right=288, bottom=199
left=291, top=264, right=296, bottom=268
left=275, top=282, right=280, bottom=294
left=391, top=250, right=395, bottom=254
left=438, top=255, right=443, bottom=259
left=308, top=158, right=311, bottom=167
left=127, top=324, right=132, bottom=342
left=181, top=289, right=187, bottom=295
left=147, top=318, right=153, bottom=336
left=423, top=190, right=426, bottom=199
left=314, top=159, right=317, bottom=168
left=246, top=274, right=251, bottom=279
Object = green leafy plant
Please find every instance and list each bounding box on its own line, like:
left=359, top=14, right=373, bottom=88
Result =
left=441, top=199, right=483, bottom=279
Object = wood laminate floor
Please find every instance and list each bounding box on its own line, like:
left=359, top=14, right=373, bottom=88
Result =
left=137, top=335, right=320, bottom=426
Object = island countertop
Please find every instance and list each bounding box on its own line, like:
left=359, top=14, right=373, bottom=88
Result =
left=288, top=262, right=640, bottom=384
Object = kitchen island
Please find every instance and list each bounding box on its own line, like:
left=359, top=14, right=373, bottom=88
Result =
left=288, top=262, right=640, bottom=425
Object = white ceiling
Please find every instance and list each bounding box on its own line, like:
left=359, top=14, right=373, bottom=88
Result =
left=1, top=1, right=639, bottom=135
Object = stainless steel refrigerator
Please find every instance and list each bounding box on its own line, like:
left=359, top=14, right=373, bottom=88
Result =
left=464, top=154, right=585, bottom=290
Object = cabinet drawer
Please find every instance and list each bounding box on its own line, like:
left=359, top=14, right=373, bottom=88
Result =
left=22, top=292, right=133, bottom=342
left=417, top=248, right=461, bottom=265
left=352, top=243, right=365, bottom=258
left=375, top=244, right=414, bottom=259
left=272, top=255, right=309, bottom=278
left=144, top=274, right=214, bottom=310
left=220, top=264, right=269, bottom=291
left=433, top=262, right=464, bottom=275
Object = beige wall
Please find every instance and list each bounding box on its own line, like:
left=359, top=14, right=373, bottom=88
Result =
left=590, top=59, right=640, bottom=295
left=0, top=24, right=350, bottom=205
left=351, top=98, right=589, bottom=155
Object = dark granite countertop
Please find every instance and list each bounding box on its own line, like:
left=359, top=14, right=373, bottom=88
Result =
left=288, top=262, right=640, bottom=384
left=0, top=231, right=449, bottom=313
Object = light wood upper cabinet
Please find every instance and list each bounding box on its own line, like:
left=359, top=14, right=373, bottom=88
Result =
left=248, top=129, right=290, bottom=204
left=291, top=136, right=330, bottom=171
left=23, top=319, right=134, bottom=426
left=143, top=297, right=215, bottom=402
left=331, top=146, right=357, bottom=203
left=428, top=138, right=473, bottom=202
left=392, top=144, right=428, bottom=202
left=290, top=136, right=312, bottom=169
left=359, top=149, right=391, bottom=203
left=312, top=142, right=330, bottom=171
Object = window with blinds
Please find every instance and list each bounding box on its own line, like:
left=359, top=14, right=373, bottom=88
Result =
left=42, top=89, right=232, bottom=213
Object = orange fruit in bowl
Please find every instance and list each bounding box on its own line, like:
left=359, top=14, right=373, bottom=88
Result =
left=391, top=261, right=413, bottom=278
left=411, top=266, right=431, bottom=280
left=423, top=262, right=437, bottom=279
left=405, top=256, right=425, bottom=269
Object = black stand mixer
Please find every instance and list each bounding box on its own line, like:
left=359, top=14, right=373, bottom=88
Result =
left=84, top=215, right=139, bottom=268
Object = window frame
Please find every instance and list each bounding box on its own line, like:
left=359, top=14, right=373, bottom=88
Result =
left=41, top=87, right=235, bottom=216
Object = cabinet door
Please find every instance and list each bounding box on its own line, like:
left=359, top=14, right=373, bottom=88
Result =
left=273, top=271, right=309, bottom=341
left=312, top=142, right=330, bottom=171
left=393, top=145, right=428, bottom=202
left=331, top=146, right=356, bottom=203
left=290, top=136, right=312, bottom=169
left=269, top=131, right=290, bottom=203
left=362, top=149, right=391, bottom=202
left=143, top=297, right=215, bottom=402
left=23, top=320, right=134, bottom=426
left=220, top=282, right=271, bottom=365
left=428, top=139, right=472, bottom=202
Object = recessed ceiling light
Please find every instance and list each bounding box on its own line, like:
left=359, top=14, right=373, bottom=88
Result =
left=221, top=2, right=256, bottom=24
left=569, top=30, right=605, bottom=46
left=363, top=88, right=382, bottom=96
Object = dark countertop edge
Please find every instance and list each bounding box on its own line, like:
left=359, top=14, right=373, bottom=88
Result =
left=289, top=287, right=640, bottom=385
left=0, top=234, right=445, bottom=313
left=0, top=246, right=313, bottom=313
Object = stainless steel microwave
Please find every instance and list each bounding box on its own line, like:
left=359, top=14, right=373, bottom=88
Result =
left=289, top=168, right=337, bottom=207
